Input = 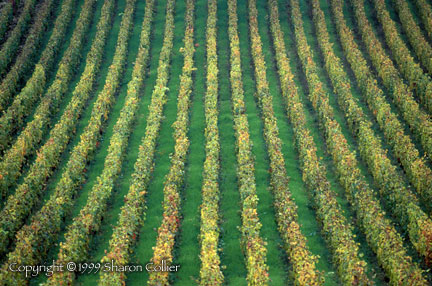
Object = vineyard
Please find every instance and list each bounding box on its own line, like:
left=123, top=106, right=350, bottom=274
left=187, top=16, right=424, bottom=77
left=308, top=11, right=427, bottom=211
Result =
left=0, top=0, right=431, bottom=284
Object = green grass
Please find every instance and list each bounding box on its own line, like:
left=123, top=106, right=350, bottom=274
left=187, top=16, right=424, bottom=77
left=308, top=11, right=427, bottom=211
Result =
left=239, top=0, right=291, bottom=283
left=171, top=0, right=206, bottom=283
left=73, top=0, right=148, bottom=282
left=126, top=0, right=185, bottom=284
left=255, top=0, right=341, bottom=285
left=216, top=0, right=248, bottom=285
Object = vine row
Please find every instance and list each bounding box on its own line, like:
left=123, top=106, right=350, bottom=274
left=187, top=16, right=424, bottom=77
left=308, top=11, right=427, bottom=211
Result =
left=248, top=0, right=324, bottom=284
left=372, top=0, right=432, bottom=115
left=0, top=0, right=104, bottom=260
left=0, top=1, right=114, bottom=281
left=0, top=1, right=13, bottom=43
left=267, top=0, right=371, bottom=284
left=312, top=0, right=432, bottom=265
left=330, top=0, right=432, bottom=217
left=0, top=0, right=39, bottom=77
left=0, top=0, right=60, bottom=113
left=0, top=0, right=117, bottom=281
left=197, top=0, right=224, bottom=284
left=40, top=0, right=140, bottom=283
left=330, top=0, right=432, bottom=232
left=413, top=0, right=432, bottom=40
left=349, top=0, right=432, bottom=162
left=0, top=0, right=76, bottom=149
left=224, top=0, right=271, bottom=284
left=0, top=0, right=103, bottom=258
left=290, top=0, right=427, bottom=283
left=392, top=0, right=432, bottom=74
left=0, top=0, right=96, bottom=199
left=96, top=0, right=176, bottom=284
left=147, top=1, right=194, bottom=285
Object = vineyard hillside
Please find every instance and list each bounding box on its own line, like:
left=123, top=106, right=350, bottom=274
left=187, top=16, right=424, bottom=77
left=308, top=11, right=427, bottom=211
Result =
left=0, top=0, right=431, bottom=285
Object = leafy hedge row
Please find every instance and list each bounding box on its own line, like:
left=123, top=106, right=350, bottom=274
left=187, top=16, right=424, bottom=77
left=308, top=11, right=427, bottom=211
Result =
left=312, top=0, right=432, bottom=265
left=373, top=0, right=432, bottom=114
left=0, top=0, right=39, bottom=77
left=290, top=0, right=427, bottom=284
left=0, top=0, right=96, bottom=199
left=97, top=1, right=176, bottom=284
left=349, top=0, right=432, bottom=162
left=413, top=0, right=432, bottom=40
left=0, top=0, right=76, bottom=149
left=330, top=0, right=432, bottom=219
left=267, top=0, right=371, bottom=284
left=392, top=0, right=432, bottom=75
left=0, top=0, right=117, bottom=281
left=147, top=2, right=195, bottom=285
left=0, top=0, right=60, bottom=113
left=197, top=0, right=224, bottom=285
left=0, top=2, right=13, bottom=43
left=226, top=0, right=272, bottom=284
left=41, top=0, right=141, bottom=284
left=0, top=0, right=101, bottom=259
left=248, top=0, right=324, bottom=284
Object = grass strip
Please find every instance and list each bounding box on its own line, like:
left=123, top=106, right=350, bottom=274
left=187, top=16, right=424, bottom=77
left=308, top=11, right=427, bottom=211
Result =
left=146, top=1, right=194, bottom=285
left=171, top=0, right=207, bottom=282
left=248, top=0, right=325, bottom=284
left=217, top=0, right=248, bottom=283
left=91, top=0, right=176, bottom=283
